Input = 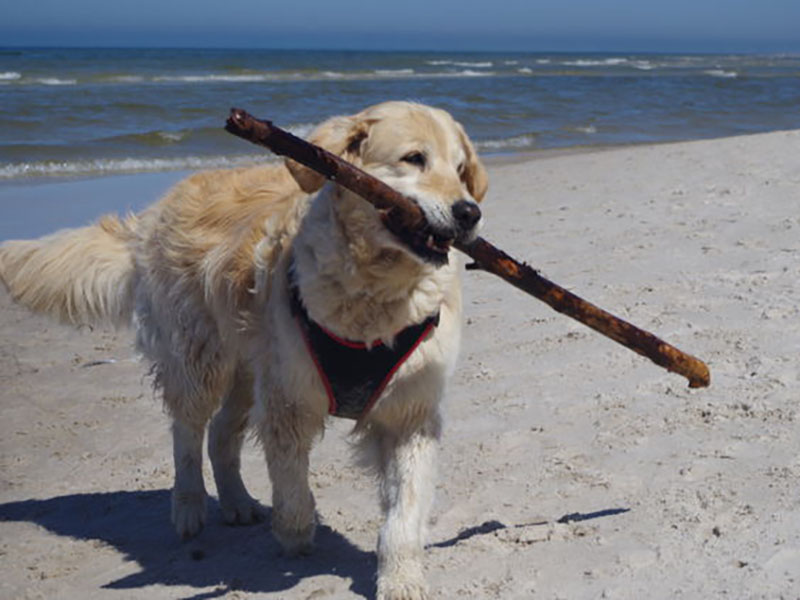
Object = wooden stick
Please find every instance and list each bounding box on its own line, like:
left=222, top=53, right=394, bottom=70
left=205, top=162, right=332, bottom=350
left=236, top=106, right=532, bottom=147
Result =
left=225, top=108, right=710, bottom=388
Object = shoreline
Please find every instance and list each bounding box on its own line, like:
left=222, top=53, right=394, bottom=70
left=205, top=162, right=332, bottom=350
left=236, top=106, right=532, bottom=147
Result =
left=2, top=128, right=798, bottom=241
left=0, top=171, right=190, bottom=241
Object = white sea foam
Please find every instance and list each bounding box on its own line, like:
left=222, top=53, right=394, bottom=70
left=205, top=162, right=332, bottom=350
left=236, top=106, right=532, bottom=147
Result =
left=573, top=125, right=598, bottom=134
left=0, top=71, right=22, bottom=81
left=373, top=68, right=415, bottom=76
left=0, top=154, right=272, bottom=180
left=425, top=60, right=492, bottom=68
left=156, top=131, right=187, bottom=143
left=564, top=58, right=628, bottom=67
left=154, top=74, right=274, bottom=83
left=477, top=134, right=536, bottom=151
left=518, top=67, right=533, bottom=74
left=457, top=70, right=494, bottom=77
left=35, top=78, right=77, bottom=85
left=452, top=61, right=493, bottom=68
left=9, top=68, right=511, bottom=88
left=286, top=123, right=316, bottom=139
left=705, top=69, right=738, bottom=78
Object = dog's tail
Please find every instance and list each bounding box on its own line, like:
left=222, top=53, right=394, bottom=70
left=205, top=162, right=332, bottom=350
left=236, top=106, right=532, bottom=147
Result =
left=0, top=214, right=139, bottom=327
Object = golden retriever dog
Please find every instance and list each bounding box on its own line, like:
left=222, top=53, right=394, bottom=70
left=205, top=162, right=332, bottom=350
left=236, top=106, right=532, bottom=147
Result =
left=0, top=101, right=487, bottom=599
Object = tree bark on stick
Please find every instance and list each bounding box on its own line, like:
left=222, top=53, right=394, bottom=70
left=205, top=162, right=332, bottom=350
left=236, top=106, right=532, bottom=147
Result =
left=225, top=108, right=710, bottom=389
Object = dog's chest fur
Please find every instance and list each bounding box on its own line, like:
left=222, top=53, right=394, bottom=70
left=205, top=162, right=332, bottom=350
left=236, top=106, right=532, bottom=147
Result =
left=282, top=186, right=457, bottom=346
left=248, top=183, right=463, bottom=422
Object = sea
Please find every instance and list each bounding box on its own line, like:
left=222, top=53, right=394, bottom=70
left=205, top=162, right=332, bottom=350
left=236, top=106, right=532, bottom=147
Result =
left=2, top=47, right=800, bottom=181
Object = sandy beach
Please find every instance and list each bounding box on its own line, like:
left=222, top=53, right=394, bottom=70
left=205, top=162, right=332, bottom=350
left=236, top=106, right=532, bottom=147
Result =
left=1, top=130, right=799, bottom=599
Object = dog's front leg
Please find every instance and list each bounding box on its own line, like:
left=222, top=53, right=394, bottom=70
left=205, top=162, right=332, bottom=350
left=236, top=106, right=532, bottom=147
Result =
left=171, top=416, right=208, bottom=539
left=208, top=368, right=266, bottom=526
left=372, top=416, right=440, bottom=600
left=260, top=399, right=321, bottom=557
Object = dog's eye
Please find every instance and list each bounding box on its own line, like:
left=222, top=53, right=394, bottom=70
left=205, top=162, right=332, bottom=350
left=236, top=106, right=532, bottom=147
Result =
left=401, top=152, right=427, bottom=169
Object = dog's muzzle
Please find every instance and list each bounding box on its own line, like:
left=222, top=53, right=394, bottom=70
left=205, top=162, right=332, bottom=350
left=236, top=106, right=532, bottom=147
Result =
left=389, top=198, right=482, bottom=267
left=384, top=199, right=481, bottom=266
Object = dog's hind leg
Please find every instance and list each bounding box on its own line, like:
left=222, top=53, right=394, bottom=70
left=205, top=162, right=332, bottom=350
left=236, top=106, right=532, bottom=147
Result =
left=367, top=414, right=441, bottom=600
left=259, top=395, right=323, bottom=557
left=208, top=366, right=266, bottom=525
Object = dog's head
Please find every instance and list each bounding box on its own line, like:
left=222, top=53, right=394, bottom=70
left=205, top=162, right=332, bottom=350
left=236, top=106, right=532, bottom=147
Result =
left=286, top=101, right=488, bottom=266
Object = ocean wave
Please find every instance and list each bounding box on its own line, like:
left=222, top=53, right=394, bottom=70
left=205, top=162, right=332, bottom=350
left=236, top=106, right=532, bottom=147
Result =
left=557, top=57, right=659, bottom=71
left=425, top=60, right=492, bottom=68
left=0, top=154, right=272, bottom=180
left=120, top=130, right=192, bottom=146
left=456, top=70, right=494, bottom=77
left=705, top=69, right=738, bottom=78
left=563, top=58, right=628, bottom=67
left=34, top=77, right=77, bottom=86
left=0, top=67, right=546, bottom=87
left=153, top=73, right=280, bottom=83
left=104, top=75, right=146, bottom=83
left=373, top=68, right=415, bottom=76
left=476, top=134, right=537, bottom=151
left=95, top=122, right=315, bottom=149
left=0, top=71, right=21, bottom=81
left=570, top=125, right=598, bottom=134
left=286, top=123, right=316, bottom=139
left=453, top=61, right=493, bottom=68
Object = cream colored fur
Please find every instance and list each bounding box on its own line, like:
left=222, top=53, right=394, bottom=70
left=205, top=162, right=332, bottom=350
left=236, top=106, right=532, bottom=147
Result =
left=0, top=101, right=488, bottom=600
left=0, top=215, right=138, bottom=327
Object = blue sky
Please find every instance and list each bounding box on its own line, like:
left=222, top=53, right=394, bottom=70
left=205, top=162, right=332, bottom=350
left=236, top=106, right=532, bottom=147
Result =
left=3, top=0, right=799, bottom=52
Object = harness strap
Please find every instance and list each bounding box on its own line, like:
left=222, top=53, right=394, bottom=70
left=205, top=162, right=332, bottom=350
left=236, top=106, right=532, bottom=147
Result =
left=289, top=272, right=439, bottom=420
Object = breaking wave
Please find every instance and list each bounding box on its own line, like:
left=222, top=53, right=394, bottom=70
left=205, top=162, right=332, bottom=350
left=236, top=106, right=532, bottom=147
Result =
left=0, top=155, right=272, bottom=180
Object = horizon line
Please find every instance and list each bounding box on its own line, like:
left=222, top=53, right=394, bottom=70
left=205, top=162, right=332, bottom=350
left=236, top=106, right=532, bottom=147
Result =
left=2, top=44, right=797, bottom=56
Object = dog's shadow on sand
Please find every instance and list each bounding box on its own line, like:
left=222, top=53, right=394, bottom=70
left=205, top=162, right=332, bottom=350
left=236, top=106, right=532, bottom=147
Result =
left=0, top=489, right=376, bottom=599
left=0, top=490, right=632, bottom=598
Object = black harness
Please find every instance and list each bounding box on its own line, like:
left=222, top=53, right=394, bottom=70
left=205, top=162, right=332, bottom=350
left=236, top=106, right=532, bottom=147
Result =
left=289, top=274, right=439, bottom=420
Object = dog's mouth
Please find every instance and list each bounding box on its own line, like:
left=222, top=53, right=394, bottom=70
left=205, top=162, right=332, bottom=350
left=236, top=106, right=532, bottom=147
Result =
left=411, top=227, right=455, bottom=265
left=382, top=217, right=454, bottom=266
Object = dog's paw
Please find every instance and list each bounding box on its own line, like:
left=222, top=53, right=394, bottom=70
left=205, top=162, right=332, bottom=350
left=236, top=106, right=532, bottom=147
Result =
left=272, top=516, right=317, bottom=557
left=172, top=490, right=207, bottom=539
left=376, top=576, right=429, bottom=600
left=220, top=493, right=267, bottom=526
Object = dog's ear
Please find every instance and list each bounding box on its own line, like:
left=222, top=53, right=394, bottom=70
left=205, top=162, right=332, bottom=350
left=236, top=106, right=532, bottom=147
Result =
left=286, top=116, right=370, bottom=194
left=457, top=123, right=488, bottom=203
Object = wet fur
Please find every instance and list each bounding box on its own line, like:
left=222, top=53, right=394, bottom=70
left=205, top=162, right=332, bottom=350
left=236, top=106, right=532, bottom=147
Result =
left=0, top=101, right=487, bottom=600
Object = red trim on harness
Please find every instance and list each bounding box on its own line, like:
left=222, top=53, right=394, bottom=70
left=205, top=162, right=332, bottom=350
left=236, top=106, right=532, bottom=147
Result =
left=314, top=323, right=384, bottom=349
left=293, top=312, right=437, bottom=419
left=294, top=314, right=339, bottom=415
left=359, top=319, right=437, bottom=418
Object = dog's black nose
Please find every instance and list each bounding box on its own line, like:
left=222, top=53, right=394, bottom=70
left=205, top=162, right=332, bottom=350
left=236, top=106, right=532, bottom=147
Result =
left=452, top=200, right=482, bottom=230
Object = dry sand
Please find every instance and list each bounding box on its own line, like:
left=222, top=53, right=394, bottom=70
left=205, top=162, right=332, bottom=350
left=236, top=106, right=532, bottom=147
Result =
left=1, top=130, right=799, bottom=599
